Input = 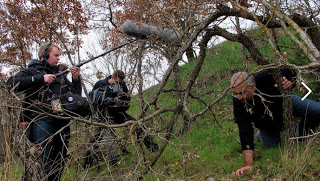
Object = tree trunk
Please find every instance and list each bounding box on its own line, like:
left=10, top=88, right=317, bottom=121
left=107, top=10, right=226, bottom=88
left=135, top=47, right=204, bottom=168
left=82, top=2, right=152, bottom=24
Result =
left=235, top=16, right=248, bottom=72
left=269, top=69, right=295, bottom=140
left=18, top=142, right=46, bottom=181
left=185, top=46, right=195, bottom=62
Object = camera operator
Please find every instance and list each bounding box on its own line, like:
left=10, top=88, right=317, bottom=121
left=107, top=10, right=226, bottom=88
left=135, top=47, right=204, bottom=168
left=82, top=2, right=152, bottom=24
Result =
left=83, top=70, right=159, bottom=168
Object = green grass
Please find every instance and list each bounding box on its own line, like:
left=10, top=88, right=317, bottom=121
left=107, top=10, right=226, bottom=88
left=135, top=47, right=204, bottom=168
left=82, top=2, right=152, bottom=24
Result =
left=2, top=33, right=319, bottom=180
left=138, top=37, right=320, bottom=180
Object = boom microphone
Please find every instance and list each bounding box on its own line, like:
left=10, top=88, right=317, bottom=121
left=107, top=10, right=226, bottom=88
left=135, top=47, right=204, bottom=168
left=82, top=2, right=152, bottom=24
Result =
left=55, top=38, right=138, bottom=77
left=122, top=20, right=181, bottom=44
left=56, top=20, right=181, bottom=77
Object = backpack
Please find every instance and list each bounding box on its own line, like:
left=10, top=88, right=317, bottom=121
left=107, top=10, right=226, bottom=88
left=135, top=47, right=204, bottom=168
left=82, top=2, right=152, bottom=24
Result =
left=57, top=94, right=90, bottom=117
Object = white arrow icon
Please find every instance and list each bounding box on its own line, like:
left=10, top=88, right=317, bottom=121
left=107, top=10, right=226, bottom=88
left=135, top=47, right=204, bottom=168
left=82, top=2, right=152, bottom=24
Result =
left=301, top=82, right=312, bottom=101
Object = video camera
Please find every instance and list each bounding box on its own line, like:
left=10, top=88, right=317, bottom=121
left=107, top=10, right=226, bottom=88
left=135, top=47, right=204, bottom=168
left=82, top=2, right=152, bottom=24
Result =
left=90, top=84, right=131, bottom=112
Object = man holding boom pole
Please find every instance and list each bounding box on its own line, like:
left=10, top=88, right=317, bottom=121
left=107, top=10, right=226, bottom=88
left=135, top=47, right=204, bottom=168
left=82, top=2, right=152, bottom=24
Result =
left=7, top=42, right=82, bottom=181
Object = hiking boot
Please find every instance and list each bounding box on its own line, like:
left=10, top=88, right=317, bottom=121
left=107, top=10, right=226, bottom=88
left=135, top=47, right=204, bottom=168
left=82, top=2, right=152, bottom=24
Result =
left=109, top=153, right=118, bottom=166
left=143, top=136, right=159, bottom=152
left=121, top=148, right=131, bottom=155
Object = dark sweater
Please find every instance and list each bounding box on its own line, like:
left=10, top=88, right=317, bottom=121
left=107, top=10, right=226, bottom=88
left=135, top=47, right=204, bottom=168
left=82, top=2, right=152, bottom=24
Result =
left=233, top=69, right=296, bottom=150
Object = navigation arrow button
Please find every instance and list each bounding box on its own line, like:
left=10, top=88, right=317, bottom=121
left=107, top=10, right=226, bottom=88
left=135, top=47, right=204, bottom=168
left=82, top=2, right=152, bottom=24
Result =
left=301, top=82, right=312, bottom=101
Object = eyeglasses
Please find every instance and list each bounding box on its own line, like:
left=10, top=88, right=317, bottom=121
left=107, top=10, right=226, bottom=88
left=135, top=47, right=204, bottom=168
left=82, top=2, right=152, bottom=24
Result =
left=231, top=87, right=250, bottom=98
left=232, top=92, right=244, bottom=98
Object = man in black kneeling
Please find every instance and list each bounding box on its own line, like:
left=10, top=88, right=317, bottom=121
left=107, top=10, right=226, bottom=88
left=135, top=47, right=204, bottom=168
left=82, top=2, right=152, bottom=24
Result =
left=83, top=70, right=159, bottom=168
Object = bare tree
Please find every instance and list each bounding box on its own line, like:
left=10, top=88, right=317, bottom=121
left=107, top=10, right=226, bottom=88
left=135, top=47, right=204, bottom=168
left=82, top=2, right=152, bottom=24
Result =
left=1, top=0, right=320, bottom=180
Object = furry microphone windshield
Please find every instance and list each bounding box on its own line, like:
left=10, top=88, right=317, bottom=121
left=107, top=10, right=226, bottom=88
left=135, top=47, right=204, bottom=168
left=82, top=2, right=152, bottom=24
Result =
left=122, top=20, right=181, bottom=44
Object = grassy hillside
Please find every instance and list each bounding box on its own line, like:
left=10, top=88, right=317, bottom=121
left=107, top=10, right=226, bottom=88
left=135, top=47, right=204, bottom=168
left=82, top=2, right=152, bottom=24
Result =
left=2, top=38, right=319, bottom=181
left=128, top=40, right=320, bottom=180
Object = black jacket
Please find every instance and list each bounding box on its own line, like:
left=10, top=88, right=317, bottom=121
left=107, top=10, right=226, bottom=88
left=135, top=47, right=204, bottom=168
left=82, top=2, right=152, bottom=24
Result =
left=7, top=59, right=82, bottom=122
left=91, top=75, right=130, bottom=117
left=233, top=69, right=296, bottom=150
left=92, top=75, right=128, bottom=93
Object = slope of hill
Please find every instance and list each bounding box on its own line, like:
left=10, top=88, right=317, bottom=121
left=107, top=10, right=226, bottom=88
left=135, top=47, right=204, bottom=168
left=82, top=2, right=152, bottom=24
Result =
left=1, top=38, right=319, bottom=181
left=128, top=39, right=320, bottom=180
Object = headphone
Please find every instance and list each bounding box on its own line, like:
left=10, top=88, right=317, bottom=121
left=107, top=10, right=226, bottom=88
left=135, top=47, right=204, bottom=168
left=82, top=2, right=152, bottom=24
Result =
left=42, top=42, right=51, bottom=60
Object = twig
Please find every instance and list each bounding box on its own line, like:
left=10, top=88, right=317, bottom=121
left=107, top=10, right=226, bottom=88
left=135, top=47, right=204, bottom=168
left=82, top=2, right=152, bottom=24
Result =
left=289, top=131, right=320, bottom=140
